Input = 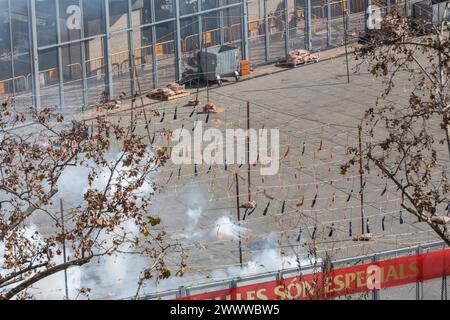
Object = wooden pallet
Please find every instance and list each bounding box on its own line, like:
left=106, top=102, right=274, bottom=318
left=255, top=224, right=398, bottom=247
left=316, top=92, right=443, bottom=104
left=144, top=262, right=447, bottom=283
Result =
left=277, top=59, right=319, bottom=68
left=149, top=91, right=191, bottom=101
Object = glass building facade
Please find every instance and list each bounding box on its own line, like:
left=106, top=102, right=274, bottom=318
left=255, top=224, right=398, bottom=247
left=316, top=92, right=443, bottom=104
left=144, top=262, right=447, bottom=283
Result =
left=0, top=0, right=407, bottom=112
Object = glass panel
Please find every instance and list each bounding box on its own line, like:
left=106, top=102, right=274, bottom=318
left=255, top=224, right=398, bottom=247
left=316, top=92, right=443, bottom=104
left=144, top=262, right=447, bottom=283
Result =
left=61, top=43, right=84, bottom=112
left=11, top=0, right=29, bottom=54
left=248, top=0, right=266, bottom=64
left=133, top=25, right=154, bottom=91
left=180, top=0, right=198, bottom=15
left=203, top=11, right=220, bottom=48
left=268, top=0, right=286, bottom=60
left=60, top=0, right=82, bottom=43
left=155, top=22, right=175, bottom=86
left=155, top=0, right=174, bottom=22
left=111, top=31, right=132, bottom=98
left=201, top=0, right=219, bottom=10
left=131, top=0, right=152, bottom=27
left=110, top=0, right=129, bottom=31
left=329, top=0, right=345, bottom=46
left=224, top=6, right=242, bottom=49
left=180, top=17, right=198, bottom=84
left=36, top=0, right=58, bottom=47
left=311, top=0, right=327, bottom=50
left=85, top=38, right=106, bottom=106
left=0, top=0, right=12, bottom=95
left=223, top=0, right=240, bottom=5
left=288, top=0, right=306, bottom=51
left=38, top=48, right=60, bottom=108
left=83, top=0, right=105, bottom=37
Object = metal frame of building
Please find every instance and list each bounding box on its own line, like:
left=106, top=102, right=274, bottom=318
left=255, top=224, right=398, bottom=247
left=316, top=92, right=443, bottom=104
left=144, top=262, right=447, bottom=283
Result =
left=0, top=0, right=414, bottom=111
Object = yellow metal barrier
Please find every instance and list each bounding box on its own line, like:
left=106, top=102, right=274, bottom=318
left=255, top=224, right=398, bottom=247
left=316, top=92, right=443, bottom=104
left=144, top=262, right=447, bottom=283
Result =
left=0, top=75, right=29, bottom=94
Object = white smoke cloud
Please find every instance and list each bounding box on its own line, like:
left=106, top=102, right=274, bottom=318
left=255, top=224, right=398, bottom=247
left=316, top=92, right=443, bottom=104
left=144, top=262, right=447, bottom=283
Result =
left=212, top=216, right=250, bottom=241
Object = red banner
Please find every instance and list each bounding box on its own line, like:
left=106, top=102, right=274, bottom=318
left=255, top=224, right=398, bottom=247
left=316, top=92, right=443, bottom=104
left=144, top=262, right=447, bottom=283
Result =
left=178, top=248, right=450, bottom=300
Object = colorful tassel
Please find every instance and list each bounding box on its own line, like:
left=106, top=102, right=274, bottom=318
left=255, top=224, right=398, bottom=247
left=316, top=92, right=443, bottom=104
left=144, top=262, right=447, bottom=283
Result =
left=359, top=181, right=366, bottom=194
left=262, top=202, right=270, bottom=216
left=311, top=193, right=318, bottom=208
left=296, top=196, right=305, bottom=208
left=328, top=223, right=335, bottom=237
left=283, top=145, right=291, bottom=159
left=347, top=189, right=353, bottom=202
left=296, top=227, right=302, bottom=242
left=380, top=183, right=387, bottom=196
left=312, top=224, right=317, bottom=240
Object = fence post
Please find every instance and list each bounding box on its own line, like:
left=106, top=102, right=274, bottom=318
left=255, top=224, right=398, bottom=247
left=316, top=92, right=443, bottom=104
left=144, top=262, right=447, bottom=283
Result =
left=264, top=0, right=270, bottom=61
left=284, top=0, right=290, bottom=55
left=175, top=0, right=183, bottom=82
left=372, top=254, right=380, bottom=300
left=177, top=286, right=187, bottom=298
left=416, top=245, right=423, bottom=300
left=104, top=0, right=114, bottom=100
left=327, top=0, right=331, bottom=46
left=29, top=0, right=41, bottom=110
left=55, top=0, right=65, bottom=110
left=242, top=0, right=250, bottom=61
left=306, top=0, right=312, bottom=50
left=151, top=1, right=158, bottom=88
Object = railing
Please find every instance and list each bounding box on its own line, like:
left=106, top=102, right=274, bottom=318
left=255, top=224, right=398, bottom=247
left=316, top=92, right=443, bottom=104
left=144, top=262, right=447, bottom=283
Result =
left=136, top=240, right=447, bottom=300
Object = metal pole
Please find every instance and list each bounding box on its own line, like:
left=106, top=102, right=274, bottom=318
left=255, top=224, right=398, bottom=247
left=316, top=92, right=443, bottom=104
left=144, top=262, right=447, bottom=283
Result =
left=416, top=246, right=423, bottom=300
left=264, top=0, right=269, bottom=61
left=306, top=0, right=312, bottom=50
left=151, top=0, right=158, bottom=88
left=326, top=0, right=331, bottom=46
left=55, top=0, right=65, bottom=111
left=284, top=0, right=289, bottom=55
left=247, top=101, right=251, bottom=202
left=241, top=0, right=249, bottom=61
left=104, top=0, right=114, bottom=99
left=358, top=125, right=365, bottom=234
left=79, top=0, right=89, bottom=111
left=198, top=0, right=203, bottom=62
left=219, top=0, right=225, bottom=46
left=174, top=0, right=183, bottom=82
left=235, top=172, right=243, bottom=267
left=128, top=0, right=136, bottom=96
left=343, top=7, right=350, bottom=83
left=29, top=0, right=41, bottom=110
left=7, top=0, right=15, bottom=98
left=372, top=254, right=380, bottom=300
left=60, top=199, right=69, bottom=300
left=203, top=18, right=210, bottom=104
